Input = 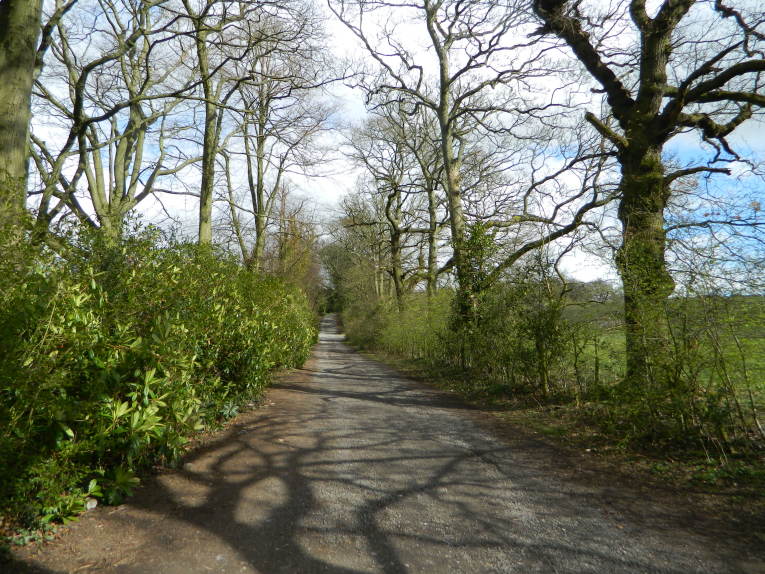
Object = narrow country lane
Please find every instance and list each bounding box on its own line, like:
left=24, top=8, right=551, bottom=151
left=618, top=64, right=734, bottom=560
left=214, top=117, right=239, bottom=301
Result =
left=11, top=315, right=764, bottom=573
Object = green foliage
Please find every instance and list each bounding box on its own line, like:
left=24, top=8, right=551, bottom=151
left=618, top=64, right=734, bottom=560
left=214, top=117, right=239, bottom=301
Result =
left=341, top=263, right=765, bottom=458
left=372, top=291, right=452, bottom=363
left=344, top=264, right=612, bottom=402
left=0, top=227, right=316, bottom=532
left=463, top=222, right=499, bottom=292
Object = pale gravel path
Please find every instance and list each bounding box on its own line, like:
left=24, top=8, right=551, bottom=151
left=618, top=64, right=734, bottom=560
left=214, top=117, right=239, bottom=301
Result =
left=10, top=315, right=764, bottom=573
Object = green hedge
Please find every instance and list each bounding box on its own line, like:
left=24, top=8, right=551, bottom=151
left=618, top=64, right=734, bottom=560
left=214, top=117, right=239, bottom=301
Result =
left=0, top=230, right=316, bottom=529
left=341, top=281, right=764, bottom=452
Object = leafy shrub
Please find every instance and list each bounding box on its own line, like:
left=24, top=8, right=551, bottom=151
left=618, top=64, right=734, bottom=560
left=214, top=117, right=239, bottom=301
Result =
left=340, top=263, right=765, bottom=456
left=343, top=272, right=591, bottom=401
left=0, top=228, right=316, bottom=531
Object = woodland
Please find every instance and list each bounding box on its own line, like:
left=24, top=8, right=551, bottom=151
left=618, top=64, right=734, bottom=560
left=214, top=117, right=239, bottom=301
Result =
left=0, top=0, right=763, bottom=539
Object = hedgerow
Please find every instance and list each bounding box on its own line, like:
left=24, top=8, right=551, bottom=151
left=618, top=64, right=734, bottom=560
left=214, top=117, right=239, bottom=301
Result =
left=0, top=228, right=316, bottom=531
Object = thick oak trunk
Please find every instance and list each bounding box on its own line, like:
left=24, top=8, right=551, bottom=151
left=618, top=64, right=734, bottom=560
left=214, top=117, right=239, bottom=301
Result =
left=252, top=106, right=268, bottom=271
left=430, top=25, right=474, bottom=325
left=390, top=228, right=404, bottom=311
left=440, top=128, right=473, bottom=323
left=198, top=99, right=217, bottom=246
left=616, top=147, right=675, bottom=390
left=0, top=0, right=43, bottom=225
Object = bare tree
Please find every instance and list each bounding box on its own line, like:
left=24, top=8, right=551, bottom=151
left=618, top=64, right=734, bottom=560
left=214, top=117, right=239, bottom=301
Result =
left=329, top=0, right=611, bottom=323
left=268, top=185, right=321, bottom=289
left=178, top=0, right=249, bottom=245
left=346, top=102, right=448, bottom=308
left=335, top=189, right=393, bottom=300
left=532, top=0, right=765, bottom=389
left=328, top=0, right=536, bottom=319
left=30, top=0, right=194, bottom=243
left=348, top=117, right=410, bottom=308
left=225, top=5, right=332, bottom=269
left=26, top=0, right=200, bottom=250
left=391, top=104, right=447, bottom=297
left=176, top=0, right=334, bottom=246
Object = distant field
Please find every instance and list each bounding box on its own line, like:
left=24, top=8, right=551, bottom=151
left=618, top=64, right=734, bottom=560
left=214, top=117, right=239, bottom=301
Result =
left=565, top=294, right=765, bottom=416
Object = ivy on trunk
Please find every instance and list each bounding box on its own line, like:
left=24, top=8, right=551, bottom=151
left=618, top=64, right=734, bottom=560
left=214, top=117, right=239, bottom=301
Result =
left=533, top=0, right=765, bottom=395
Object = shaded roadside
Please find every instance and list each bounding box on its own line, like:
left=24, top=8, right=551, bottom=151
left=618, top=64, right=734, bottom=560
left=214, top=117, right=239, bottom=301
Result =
left=9, top=315, right=765, bottom=573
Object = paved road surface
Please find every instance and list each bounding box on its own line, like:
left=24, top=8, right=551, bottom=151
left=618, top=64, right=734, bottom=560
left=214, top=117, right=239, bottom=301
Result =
left=11, top=315, right=764, bottom=573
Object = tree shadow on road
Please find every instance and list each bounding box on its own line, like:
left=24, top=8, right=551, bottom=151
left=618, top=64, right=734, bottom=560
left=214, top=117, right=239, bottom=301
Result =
left=11, top=316, right=765, bottom=573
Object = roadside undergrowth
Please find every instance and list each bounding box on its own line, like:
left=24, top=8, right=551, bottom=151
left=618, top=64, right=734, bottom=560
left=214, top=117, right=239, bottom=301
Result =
left=0, top=227, right=317, bottom=544
left=338, top=280, right=765, bottom=511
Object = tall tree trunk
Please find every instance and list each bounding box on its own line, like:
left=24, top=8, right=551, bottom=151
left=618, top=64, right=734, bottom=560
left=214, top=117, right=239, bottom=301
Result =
left=252, top=211, right=267, bottom=271
left=193, top=23, right=216, bottom=246
left=425, top=3, right=472, bottom=324
left=426, top=182, right=438, bottom=298
left=433, top=46, right=472, bottom=324
left=390, top=228, right=404, bottom=311
left=253, top=103, right=268, bottom=271
left=616, top=146, right=675, bottom=390
left=0, top=0, right=43, bottom=226
left=375, top=246, right=385, bottom=298
left=439, top=118, right=472, bottom=322
left=384, top=182, right=405, bottom=311
left=224, top=153, right=248, bottom=261
left=243, top=118, right=264, bottom=269
left=198, top=98, right=217, bottom=245
left=277, top=186, right=287, bottom=274
left=615, top=10, right=677, bottom=392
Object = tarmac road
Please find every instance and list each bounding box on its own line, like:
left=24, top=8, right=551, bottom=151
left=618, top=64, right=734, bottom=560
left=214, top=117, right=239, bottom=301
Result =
left=10, top=315, right=764, bottom=573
